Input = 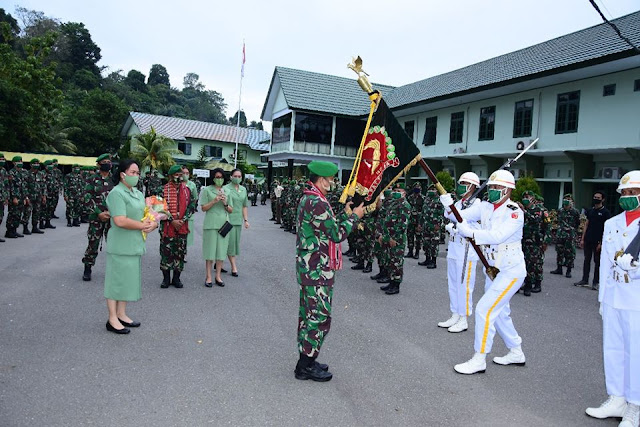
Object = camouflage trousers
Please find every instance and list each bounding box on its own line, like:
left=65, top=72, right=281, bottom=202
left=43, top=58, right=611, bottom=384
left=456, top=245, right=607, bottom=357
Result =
left=386, top=240, right=406, bottom=282
left=0, top=202, right=4, bottom=228
left=372, top=236, right=388, bottom=268
left=21, top=200, right=34, bottom=226
left=6, top=202, right=22, bottom=230
left=46, top=194, right=59, bottom=220
left=160, top=234, right=187, bottom=272
left=359, top=228, right=374, bottom=264
left=65, top=197, right=82, bottom=220
left=406, top=216, right=422, bottom=251
left=298, top=285, right=333, bottom=358
left=555, top=237, right=576, bottom=268
left=82, top=220, right=110, bottom=266
left=524, top=241, right=544, bottom=282
left=270, top=197, right=277, bottom=218
left=422, top=232, right=440, bottom=259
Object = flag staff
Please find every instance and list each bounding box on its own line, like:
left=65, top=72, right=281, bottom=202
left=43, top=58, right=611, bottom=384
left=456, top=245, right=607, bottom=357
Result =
left=234, top=40, right=246, bottom=168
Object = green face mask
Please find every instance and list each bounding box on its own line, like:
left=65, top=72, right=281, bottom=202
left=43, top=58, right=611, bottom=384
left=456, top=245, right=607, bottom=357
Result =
left=562, top=200, right=571, bottom=207
left=427, top=191, right=436, bottom=198
left=214, top=178, right=224, bottom=187
left=46, top=166, right=53, bottom=171
left=32, top=164, right=39, bottom=170
left=16, top=163, right=23, bottom=169
left=0, top=160, right=5, bottom=166
left=231, top=177, right=242, bottom=185
left=123, top=175, right=139, bottom=187
left=383, top=190, right=392, bottom=198
left=456, top=183, right=468, bottom=197
left=488, top=188, right=503, bottom=203
left=522, top=198, right=531, bottom=206
left=619, top=195, right=640, bottom=211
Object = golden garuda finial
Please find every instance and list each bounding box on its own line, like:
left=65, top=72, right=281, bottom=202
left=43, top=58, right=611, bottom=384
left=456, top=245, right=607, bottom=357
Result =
left=348, top=56, right=373, bottom=94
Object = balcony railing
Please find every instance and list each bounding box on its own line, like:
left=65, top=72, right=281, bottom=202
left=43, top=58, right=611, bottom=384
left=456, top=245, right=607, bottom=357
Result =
left=333, top=145, right=357, bottom=157
left=270, top=141, right=290, bottom=153
left=293, top=141, right=331, bottom=155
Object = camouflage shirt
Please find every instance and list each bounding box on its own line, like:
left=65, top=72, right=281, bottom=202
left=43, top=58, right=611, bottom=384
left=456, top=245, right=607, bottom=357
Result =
left=0, top=167, right=8, bottom=201
left=84, top=172, right=114, bottom=220
left=406, top=190, right=424, bottom=221
left=556, top=206, right=580, bottom=239
left=63, top=172, right=84, bottom=199
left=421, top=195, right=444, bottom=232
left=523, top=203, right=547, bottom=244
left=382, top=196, right=411, bottom=244
left=8, top=168, right=26, bottom=200
left=296, top=183, right=358, bottom=287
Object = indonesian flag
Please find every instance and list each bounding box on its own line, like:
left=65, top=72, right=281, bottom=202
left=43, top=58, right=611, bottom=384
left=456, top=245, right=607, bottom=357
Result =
left=241, top=42, right=246, bottom=77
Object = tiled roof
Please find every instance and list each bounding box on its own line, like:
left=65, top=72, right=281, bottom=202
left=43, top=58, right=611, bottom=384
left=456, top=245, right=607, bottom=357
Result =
left=274, top=67, right=396, bottom=116
left=386, top=10, right=640, bottom=108
left=129, top=112, right=271, bottom=152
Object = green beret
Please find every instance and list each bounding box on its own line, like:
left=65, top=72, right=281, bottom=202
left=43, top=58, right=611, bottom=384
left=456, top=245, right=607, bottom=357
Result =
left=52, top=158, right=58, bottom=162
left=395, top=182, right=406, bottom=189
left=522, top=190, right=537, bottom=197
left=308, top=161, right=338, bottom=177
left=0, top=153, right=4, bottom=158
left=12, top=156, right=22, bottom=162
left=30, top=158, right=40, bottom=164
left=96, top=153, right=111, bottom=163
left=72, top=164, right=79, bottom=167
left=44, top=160, right=52, bottom=165
left=167, top=165, right=183, bottom=175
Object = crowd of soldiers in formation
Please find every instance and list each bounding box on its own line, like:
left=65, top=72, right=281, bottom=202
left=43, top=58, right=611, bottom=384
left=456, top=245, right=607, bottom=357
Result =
left=266, top=175, right=586, bottom=296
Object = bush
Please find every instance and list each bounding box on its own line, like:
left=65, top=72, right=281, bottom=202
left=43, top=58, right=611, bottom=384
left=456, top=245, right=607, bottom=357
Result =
left=511, top=175, right=541, bottom=202
left=435, top=170, right=455, bottom=193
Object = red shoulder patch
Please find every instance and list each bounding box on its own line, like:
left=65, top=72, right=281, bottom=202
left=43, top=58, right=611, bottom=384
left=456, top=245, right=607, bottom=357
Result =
left=511, top=212, right=519, bottom=219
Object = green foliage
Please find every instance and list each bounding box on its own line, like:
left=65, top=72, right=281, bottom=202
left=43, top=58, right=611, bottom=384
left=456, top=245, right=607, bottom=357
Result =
left=511, top=175, right=541, bottom=202
left=194, top=146, right=210, bottom=169
left=229, top=110, right=247, bottom=127
left=125, top=69, right=146, bottom=92
left=130, top=127, right=181, bottom=171
left=436, top=170, right=455, bottom=192
left=249, top=120, right=263, bottom=130
left=148, top=64, right=169, bottom=86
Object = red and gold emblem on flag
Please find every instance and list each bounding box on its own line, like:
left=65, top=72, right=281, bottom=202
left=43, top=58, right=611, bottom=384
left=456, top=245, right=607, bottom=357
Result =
left=356, top=126, right=400, bottom=201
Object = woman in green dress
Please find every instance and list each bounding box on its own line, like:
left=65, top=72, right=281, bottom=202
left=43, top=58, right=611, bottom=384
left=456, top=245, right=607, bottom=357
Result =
left=224, top=168, right=250, bottom=276
left=201, top=168, right=233, bottom=287
left=104, top=159, right=157, bottom=334
left=182, top=165, right=199, bottom=249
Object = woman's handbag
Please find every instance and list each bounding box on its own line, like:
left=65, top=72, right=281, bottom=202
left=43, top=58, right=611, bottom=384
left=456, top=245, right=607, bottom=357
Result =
left=218, top=221, right=233, bottom=237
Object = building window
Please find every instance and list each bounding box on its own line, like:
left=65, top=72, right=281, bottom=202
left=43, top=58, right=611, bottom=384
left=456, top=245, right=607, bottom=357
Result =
left=177, top=142, right=191, bottom=156
left=478, top=106, right=495, bottom=141
left=335, top=117, right=365, bottom=157
left=404, top=120, right=415, bottom=141
left=634, top=79, right=640, bottom=92
left=272, top=113, right=292, bottom=144
left=422, top=116, right=437, bottom=146
left=294, top=113, right=332, bottom=144
left=204, top=145, right=223, bottom=158
left=555, top=91, right=580, bottom=134
left=449, top=112, right=464, bottom=143
left=513, top=99, right=533, bottom=138
left=603, top=84, right=616, bottom=96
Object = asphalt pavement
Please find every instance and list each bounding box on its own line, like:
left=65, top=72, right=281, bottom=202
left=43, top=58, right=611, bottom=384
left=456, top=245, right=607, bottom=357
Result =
left=0, top=199, right=617, bottom=426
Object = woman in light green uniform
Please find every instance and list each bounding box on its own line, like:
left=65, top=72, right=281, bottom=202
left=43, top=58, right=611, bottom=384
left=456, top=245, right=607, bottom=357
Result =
left=182, top=166, right=199, bottom=248
left=224, top=168, right=250, bottom=276
left=201, top=168, right=233, bottom=287
left=104, top=159, right=157, bottom=334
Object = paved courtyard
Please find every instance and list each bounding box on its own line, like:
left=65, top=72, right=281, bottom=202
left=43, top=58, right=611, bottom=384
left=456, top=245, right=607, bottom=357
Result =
left=0, top=200, right=616, bottom=426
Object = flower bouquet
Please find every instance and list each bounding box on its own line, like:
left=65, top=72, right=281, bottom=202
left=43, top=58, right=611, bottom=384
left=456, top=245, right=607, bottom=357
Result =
left=142, top=195, right=169, bottom=240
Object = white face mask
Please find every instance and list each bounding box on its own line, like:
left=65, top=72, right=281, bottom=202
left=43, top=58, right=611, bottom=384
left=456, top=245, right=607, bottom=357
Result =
left=321, top=178, right=331, bottom=192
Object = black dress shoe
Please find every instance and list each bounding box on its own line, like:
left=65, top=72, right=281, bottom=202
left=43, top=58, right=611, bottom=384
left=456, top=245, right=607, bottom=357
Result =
left=565, top=268, right=572, bottom=278
left=205, top=281, right=213, bottom=288
left=52, top=214, right=59, bottom=219
left=376, top=276, right=391, bottom=284
left=0, top=237, right=4, bottom=242
left=574, top=279, right=588, bottom=287
left=351, top=263, right=364, bottom=270
left=118, top=318, right=141, bottom=327
left=215, top=279, right=225, bottom=287
left=106, top=321, right=130, bottom=334
left=83, top=265, right=92, bottom=282
left=231, top=272, right=238, bottom=277
left=295, top=364, right=332, bottom=382
left=314, top=361, right=329, bottom=371
left=418, top=258, right=429, bottom=266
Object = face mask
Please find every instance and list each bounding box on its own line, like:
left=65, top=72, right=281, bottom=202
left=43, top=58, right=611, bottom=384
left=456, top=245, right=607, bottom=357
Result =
left=214, top=178, right=224, bottom=187
left=413, top=188, right=420, bottom=193
left=522, top=198, right=531, bottom=206
left=456, top=183, right=468, bottom=197
left=73, top=168, right=80, bottom=173
left=392, top=191, right=402, bottom=199
left=619, top=195, right=640, bottom=211
left=231, top=177, right=242, bottom=185
left=46, top=166, right=53, bottom=171
left=32, top=164, right=39, bottom=170
left=427, top=191, right=436, bottom=198
left=593, top=198, right=602, bottom=206
left=123, top=174, right=139, bottom=187
left=488, top=188, right=504, bottom=203
left=0, top=160, right=5, bottom=167
left=562, top=200, right=571, bottom=207
left=16, top=163, right=23, bottom=169
left=383, top=190, right=392, bottom=198
left=183, top=175, right=189, bottom=181
left=100, top=163, right=112, bottom=172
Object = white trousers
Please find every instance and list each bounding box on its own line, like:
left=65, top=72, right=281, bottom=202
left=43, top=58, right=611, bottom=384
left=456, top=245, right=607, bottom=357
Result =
left=474, top=272, right=524, bottom=354
left=446, top=258, right=477, bottom=317
left=603, top=303, right=640, bottom=405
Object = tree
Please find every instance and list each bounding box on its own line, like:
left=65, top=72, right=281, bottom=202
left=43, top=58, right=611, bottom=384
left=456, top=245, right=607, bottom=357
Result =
left=130, top=127, right=181, bottom=171
left=436, top=170, right=455, bottom=193
left=148, top=64, right=169, bottom=86
left=194, top=145, right=210, bottom=169
left=125, top=69, right=146, bottom=92
left=511, top=175, right=541, bottom=202
left=183, top=72, right=204, bottom=91
left=57, top=22, right=101, bottom=78
left=0, top=9, right=19, bottom=44
left=249, top=120, right=263, bottom=130
left=229, top=110, right=247, bottom=127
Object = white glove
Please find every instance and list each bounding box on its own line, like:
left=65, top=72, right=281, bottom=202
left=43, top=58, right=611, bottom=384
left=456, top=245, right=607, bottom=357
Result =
left=616, top=253, right=639, bottom=271
left=445, top=223, right=457, bottom=236
left=457, top=221, right=474, bottom=238
left=599, top=303, right=603, bottom=317
left=440, top=193, right=454, bottom=207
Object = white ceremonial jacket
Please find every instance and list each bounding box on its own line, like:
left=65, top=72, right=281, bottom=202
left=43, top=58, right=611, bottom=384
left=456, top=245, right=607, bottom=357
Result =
left=445, top=198, right=481, bottom=261
left=599, top=212, right=640, bottom=311
left=453, top=199, right=526, bottom=276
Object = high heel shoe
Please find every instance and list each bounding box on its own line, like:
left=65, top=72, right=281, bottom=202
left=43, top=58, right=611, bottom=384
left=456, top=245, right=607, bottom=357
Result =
left=205, top=281, right=213, bottom=288
left=118, top=318, right=141, bottom=328
left=215, top=279, right=225, bottom=287
left=231, top=271, right=239, bottom=277
left=106, top=321, right=130, bottom=334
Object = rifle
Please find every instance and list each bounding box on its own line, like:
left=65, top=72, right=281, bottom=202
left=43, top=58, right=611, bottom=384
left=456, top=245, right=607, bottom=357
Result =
left=462, top=138, right=539, bottom=209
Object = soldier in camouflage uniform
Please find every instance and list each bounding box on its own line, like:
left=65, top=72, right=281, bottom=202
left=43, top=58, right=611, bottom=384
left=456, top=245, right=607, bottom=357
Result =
left=419, top=185, right=444, bottom=268
left=64, top=164, right=84, bottom=227
left=280, top=180, right=290, bottom=230
left=260, top=183, right=268, bottom=205
left=294, top=161, right=363, bottom=382
left=50, top=159, right=63, bottom=219
left=371, top=189, right=392, bottom=283
left=41, top=160, right=57, bottom=230
left=0, top=153, right=8, bottom=242
left=405, top=182, right=424, bottom=259
left=143, top=171, right=151, bottom=197
left=22, top=158, right=46, bottom=235
left=160, top=165, right=197, bottom=288
left=5, top=156, right=26, bottom=238
left=82, top=154, right=114, bottom=281
left=520, top=191, right=550, bottom=296
left=379, top=183, right=411, bottom=295
left=269, top=180, right=278, bottom=221
left=550, top=193, right=580, bottom=278
left=147, top=170, right=164, bottom=197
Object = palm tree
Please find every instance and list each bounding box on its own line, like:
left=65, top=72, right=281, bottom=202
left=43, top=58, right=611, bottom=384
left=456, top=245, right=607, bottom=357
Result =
left=130, top=127, right=181, bottom=171
left=41, top=125, right=80, bottom=154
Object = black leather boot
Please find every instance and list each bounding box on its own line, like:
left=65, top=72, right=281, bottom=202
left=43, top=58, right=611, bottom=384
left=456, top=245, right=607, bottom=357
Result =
left=380, top=282, right=392, bottom=291
left=565, top=267, right=572, bottom=278
left=5, top=229, right=18, bottom=239
left=363, top=261, right=373, bottom=273
left=413, top=248, right=420, bottom=259
left=418, top=257, right=429, bottom=266
left=22, top=225, right=31, bottom=235
left=550, top=265, right=563, bottom=275
left=67, top=218, right=72, bottom=227
left=295, top=354, right=332, bottom=382
left=376, top=274, right=391, bottom=284
left=83, top=264, right=92, bottom=281
left=385, top=281, right=400, bottom=295
left=351, top=261, right=364, bottom=270
left=427, top=257, right=437, bottom=269
left=404, top=248, right=413, bottom=258
left=523, top=279, right=532, bottom=296
left=370, top=268, right=385, bottom=280
left=171, top=270, right=184, bottom=288
left=46, top=220, right=56, bottom=229
left=531, top=280, right=542, bottom=293
left=73, top=218, right=80, bottom=227
left=161, top=270, right=171, bottom=288
left=31, top=223, right=44, bottom=234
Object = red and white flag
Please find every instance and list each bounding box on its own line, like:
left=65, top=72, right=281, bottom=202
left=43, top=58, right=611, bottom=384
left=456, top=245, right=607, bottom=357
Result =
left=241, top=42, right=245, bottom=77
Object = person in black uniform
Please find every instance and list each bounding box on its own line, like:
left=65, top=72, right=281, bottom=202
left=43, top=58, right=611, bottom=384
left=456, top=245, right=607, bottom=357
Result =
left=574, top=191, right=611, bottom=290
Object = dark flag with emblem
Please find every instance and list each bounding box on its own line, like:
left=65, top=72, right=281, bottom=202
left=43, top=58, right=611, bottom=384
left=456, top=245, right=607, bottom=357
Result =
left=342, top=98, right=421, bottom=212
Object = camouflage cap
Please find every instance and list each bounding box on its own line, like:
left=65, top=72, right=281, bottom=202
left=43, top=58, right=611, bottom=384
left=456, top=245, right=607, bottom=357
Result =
left=167, top=164, right=183, bottom=175
left=96, top=153, right=111, bottom=163
left=12, top=156, right=22, bottom=162
left=308, top=161, right=338, bottom=177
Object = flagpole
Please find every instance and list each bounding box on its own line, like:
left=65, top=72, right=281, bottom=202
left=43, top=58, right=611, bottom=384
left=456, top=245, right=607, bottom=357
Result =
left=234, top=40, right=245, bottom=168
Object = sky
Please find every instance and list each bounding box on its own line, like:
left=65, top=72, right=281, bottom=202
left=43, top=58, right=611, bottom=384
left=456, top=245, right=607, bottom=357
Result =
left=2, top=0, right=639, bottom=132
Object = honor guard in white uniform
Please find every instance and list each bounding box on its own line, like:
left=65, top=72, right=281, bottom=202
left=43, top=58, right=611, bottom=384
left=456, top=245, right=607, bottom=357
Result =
left=439, top=172, right=481, bottom=333
left=440, top=170, right=526, bottom=375
left=586, top=171, right=640, bottom=427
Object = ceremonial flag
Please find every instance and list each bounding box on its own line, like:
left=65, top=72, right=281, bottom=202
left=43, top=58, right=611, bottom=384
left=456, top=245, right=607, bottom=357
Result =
left=341, top=97, right=421, bottom=212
